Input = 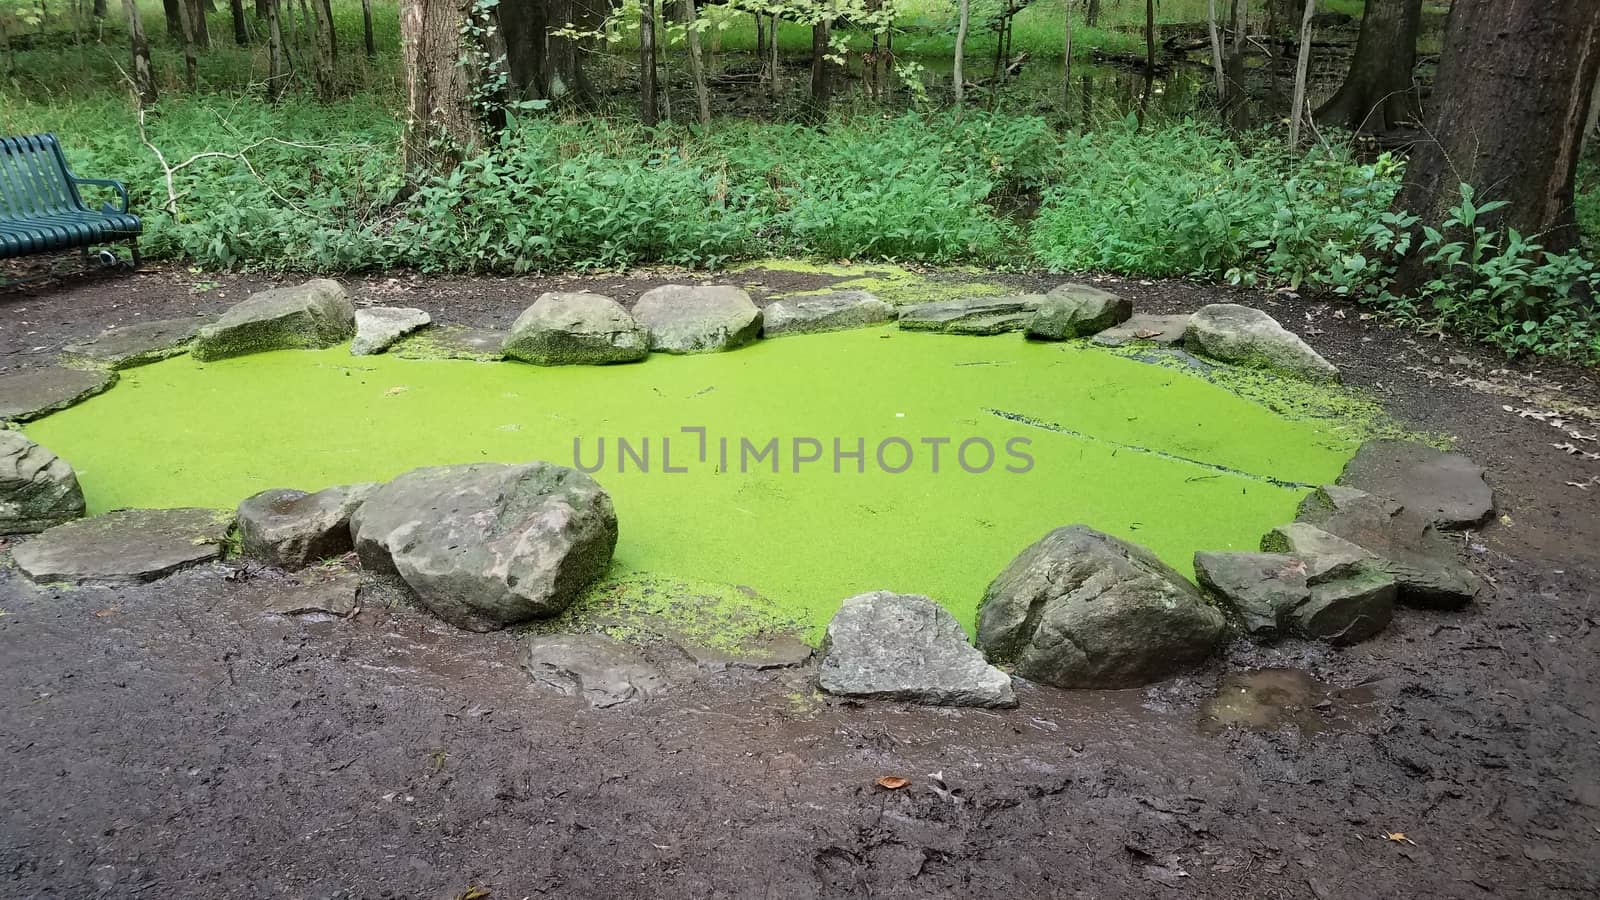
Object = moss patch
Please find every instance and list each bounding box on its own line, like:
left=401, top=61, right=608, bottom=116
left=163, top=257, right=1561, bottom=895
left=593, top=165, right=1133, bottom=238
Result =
left=24, top=326, right=1389, bottom=639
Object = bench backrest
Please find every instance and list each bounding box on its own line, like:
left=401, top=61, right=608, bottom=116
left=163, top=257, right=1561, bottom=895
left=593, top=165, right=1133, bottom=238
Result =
left=0, top=134, right=84, bottom=220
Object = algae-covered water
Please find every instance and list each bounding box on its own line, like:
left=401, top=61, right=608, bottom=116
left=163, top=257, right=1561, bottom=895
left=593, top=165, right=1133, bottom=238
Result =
left=25, top=327, right=1371, bottom=636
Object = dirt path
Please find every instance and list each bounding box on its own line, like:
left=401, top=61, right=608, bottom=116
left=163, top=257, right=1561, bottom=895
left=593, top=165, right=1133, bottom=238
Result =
left=1, top=266, right=1598, bottom=899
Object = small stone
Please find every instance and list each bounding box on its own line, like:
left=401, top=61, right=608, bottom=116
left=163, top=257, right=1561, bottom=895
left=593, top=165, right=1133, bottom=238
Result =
left=632, top=285, right=761, bottom=353
left=237, top=483, right=378, bottom=570
left=897, top=295, right=1045, bottom=335
left=502, top=292, right=648, bottom=365
left=817, top=591, right=1015, bottom=708
left=1336, top=440, right=1494, bottom=529
left=1092, top=313, right=1190, bottom=347
left=520, top=633, right=667, bottom=708
left=761, top=290, right=895, bottom=337
left=0, top=367, right=117, bottom=422
left=11, top=508, right=232, bottom=583
left=1184, top=303, right=1340, bottom=382
left=1193, top=551, right=1309, bottom=639
left=351, top=307, right=431, bottom=356
left=193, top=279, right=356, bottom=362
left=0, top=431, right=85, bottom=534
left=265, top=569, right=361, bottom=616
left=61, top=317, right=207, bottom=369
left=1026, top=283, right=1132, bottom=340
left=976, top=526, right=1226, bottom=689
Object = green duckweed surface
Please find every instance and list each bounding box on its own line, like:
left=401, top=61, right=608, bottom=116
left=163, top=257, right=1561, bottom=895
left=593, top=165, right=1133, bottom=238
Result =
left=25, top=327, right=1379, bottom=637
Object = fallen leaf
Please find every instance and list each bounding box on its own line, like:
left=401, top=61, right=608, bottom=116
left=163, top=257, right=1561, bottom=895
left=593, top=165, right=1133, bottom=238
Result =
left=876, top=776, right=910, bottom=790
left=1383, top=831, right=1417, bottom=846
left=454, top=887, right=492, bottom=900
left=384, top=385, right=410, bottom=397
left=1134, top=329, right=1162, bottom=339
left=1498, top=514, right=1513, bottom=527
left=94, top=607, right=118, bottom=618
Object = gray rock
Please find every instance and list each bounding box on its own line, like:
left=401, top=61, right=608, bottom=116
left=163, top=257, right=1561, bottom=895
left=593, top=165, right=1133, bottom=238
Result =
left=351, top=307, right=431, bottom=356
left=676, top=633, right=815, bottom=671
left=237, top=483, right=378, bottom=570
left=265, top=569, right=361, bottom=617
left=61, top=317, right=207, bottom=369
left=0, top=367, right=117, bottom=422
left=1193, top=551, right=1309, bottom=638
left=817, top=592, right=1015, bottom=708
left=11, top=507, right=232, bottom=583
left=520, top=633, right=667, bottom=708
left=976, top=526, right=1226, bottom=689
left=350, top=462, right=617, bottom=631
left=193, top=279, right=356, bottom=362
left=390, top=325, right=507, bottom=361
left=0, top=431, right=85, bottom=534
left=761, top=290, right=895, bottom=337
left=898, top=295, right=1046, bottom=335
left=1184, top=303, right=1340, bottom=382
left=1292, top=567, right=1396, bottom=644
left=1297, top=485, right=1482, bottom=608
left=502, top=292, right=648, bottom=365
left=1026, top=284, right=1133, bottom=340
left=1092, top=313, right=1190, bottom=347
left=632, top=285, right=761, bottom=353
left=1260, top=522, right=1374, bottom=583
left=1336, top=439, right=1494, bottom=529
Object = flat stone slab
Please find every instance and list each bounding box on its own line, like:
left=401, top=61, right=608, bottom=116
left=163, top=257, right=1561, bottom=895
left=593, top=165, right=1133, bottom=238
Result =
left=761, top=290, right=895, bottom=337
left=0, top=367, right=117, bottom=422
left=1092, top=313, right=1190, bottom=347
left=632, top=285, right=762, bottom=353
left=390, top=326, right=507, bottom=361
left=1185, top=303, right=1340, bottom=382
left=1336, top=440, right=1495, bottom=530
left=676, top=633, right=814, bottom=671
left=265, top=570, right=361, bottom=617
left=819, top=591, right=1016, bottom=708
left=11, top=507, right=233, bottom=584
left=60, top=317, right=207, bottom=369
left=351, top=307, right=431, bottom=356
left=520, top=633, right=667, bottom=708
left=0, top=431, right=85, bottom=534
left=898, top=295, right=1045, bottom=335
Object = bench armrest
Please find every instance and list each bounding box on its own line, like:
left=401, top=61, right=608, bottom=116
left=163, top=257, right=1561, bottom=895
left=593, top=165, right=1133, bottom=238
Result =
left=70, top=176, right=130, bottom=215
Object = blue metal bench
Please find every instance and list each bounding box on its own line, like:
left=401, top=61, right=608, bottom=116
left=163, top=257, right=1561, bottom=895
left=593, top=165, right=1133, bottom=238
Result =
left=0, top=133, right=141, bottom=268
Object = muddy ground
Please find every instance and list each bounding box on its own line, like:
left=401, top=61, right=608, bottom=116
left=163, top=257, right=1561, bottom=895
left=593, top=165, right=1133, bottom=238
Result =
left=1, top=263, right=1598, bottom=899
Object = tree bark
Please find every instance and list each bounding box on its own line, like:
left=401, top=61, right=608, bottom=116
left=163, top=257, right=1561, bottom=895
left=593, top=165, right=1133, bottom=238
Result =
left=188, top=0, right=210, bottom=48
left=1288, top=0, right=1315, bottom=147
left=124, top=0, right=157, bottom=103
left=953, top=0, right=968, bottom=115
left=640, top=0, right=657, bottom=125
left=1061, top=0, right=1072, bottom=109
left=1206, top=0, right=1225, bottom=103
left=93, top=0, right=106, bottom=18
left=322, top=0, right=337, bottom=61
left=361, top=0, right=374, bottom=56
left=1397, top=0, right=1600, bottom=264
left=1315, top=0, right=1422, bottom=132
left=682, top=0, right=710, bottom=124
left=400, top=0, right=479, bottom=174
left=229, top=0, right=248, bottom=44
left=308, top=0, right=336, bottom=99
left=174, top=0, right=199, bottom=87
left=1085, top=0, right=1099, bottom=28
left=807, top=7, right=832, bottom=120
left=266, top=0, right=285, bottom=100
left=163, top=0, right=182, bottom=39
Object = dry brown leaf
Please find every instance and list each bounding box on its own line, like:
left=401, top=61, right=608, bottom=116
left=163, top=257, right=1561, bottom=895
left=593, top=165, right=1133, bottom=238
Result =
left=876, top=776, right=910, bottom=790
left=93, top=607, right=118, bottom=618
left=1383, top=831, right=1417, bottom=846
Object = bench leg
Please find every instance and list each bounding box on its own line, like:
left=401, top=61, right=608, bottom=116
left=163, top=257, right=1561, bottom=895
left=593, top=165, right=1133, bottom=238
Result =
left=127, top=237, right=141, bottom=270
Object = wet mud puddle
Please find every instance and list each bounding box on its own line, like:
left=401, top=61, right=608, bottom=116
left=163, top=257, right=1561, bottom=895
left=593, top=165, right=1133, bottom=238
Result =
left=1201, top=668, right=1379, bottom=735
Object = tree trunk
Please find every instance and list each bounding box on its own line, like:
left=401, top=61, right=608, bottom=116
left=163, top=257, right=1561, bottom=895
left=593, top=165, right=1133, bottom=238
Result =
left=266, top=0, right=285, bottom=99
left=768, top=13, right=779, bottom=99
left=188, top=0, right=210, bottom=48
left=1085, top=0, right=1099, bottom=28
left=1315, top=0, right=1421, bottom=132
left=683, top=0, right=710, bottom=124
left=174, top=0, right=199, bottom=87
left=953, top=0, right=968, bottom=114
left=400, top=0, right=479, bottom=174
left=321, top=0, right=336, bottom=61
left=1287, top=0, right=1315, bottom=147
left=361, top=0, right=374, bottom=56
left=1061, top=0, right=1071, bottom=109
left=309, top=0, right=336, bottom=98
left=229, top=0, right=247, bottom=44
left=1585, top=71, right=1600, bottom=155
left=807, top=9, right=832, bottom=120
left=1397, top=0, right=1600, bottom=264
left=163, top=0, right=182, bottom=39
left=124, top=0, right=157, bottom=103
left=93, top=0, right=106, bottom=18
left=639, top=0, right=657, bottom=124
left=1265, top=0, right=1298, bottom=36
left=257, top=0, right=269, bottom=16
left=1206, top=0, right=1225, bottom=103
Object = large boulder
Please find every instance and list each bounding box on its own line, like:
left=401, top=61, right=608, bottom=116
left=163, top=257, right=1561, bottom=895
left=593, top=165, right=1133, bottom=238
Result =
left=817, top=591, right=1016, bottom=708
left=349, top=462, right=617, bottom=631
left=632, top=285, right=761, bottom=353
left=520, top=633, right=667, bottom=708
left=192, top=279, right=356, bottom=362
left=898, top=295, right=1045, bottom=335
left=761, top=290, right=895, bottom=337
left=1259, top=523, right=1397, bottom=644
left=1335, top=440, right=1494, bottom=530
left=1296, top=484, right=1481, bottom=608
left=502, top=292, right=648, bottom=365
left=976, top=526, right=1226, bottom=689
left=0, top=367, right=117, bottom=422
left=351, top=307, right=431, bottom=356
left=0, top=431, right=85, bottom=534
left=1026, top=284, right=1133, bottom=340
left=1184, top=303, right=1339, bottom=382
left=237, top=482, right=379, bottom=570
left=11, top=508, right=232, bottom=583
left=61, top=317, right=207, bottom=369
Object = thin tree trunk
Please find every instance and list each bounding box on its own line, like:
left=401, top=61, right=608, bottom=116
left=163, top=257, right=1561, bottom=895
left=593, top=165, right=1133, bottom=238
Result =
left=1586, top=73, right=1600, bottom=155
left=1396, top=0, right=1600, bottom=262
left=361, top=0, right=374, bottom=56
left=1143, top=0, right=1155, bottom=75
left=309, top=0, right=335, bottom=98
left=399, top=0, right=479, bottom=174
left=163, top=0, right=182, bottom=39
left=267, top=0, right=286, bottom=99
left=93, top=0, right=105, bottom=17
left=807, top=7, right=832, bottom=120
left=188, top=0, right=210, bottom=48
left=321, top=0, right=336, bottom=61
left=229, top=0, right=247, bottom=44
left=174, top=0, right=199, bottom=87
left=123, top=0, right=157, bottom=103
left=683, top=0, right=710, bottom=124
left=1288, top=0, right=1316, bottom=147
left=640, top=0, right=657, bottom=125
left=257, top=0, right=268, bottom=16
left=953, top=0, right=968, bottom=115
left=1315, top=0, right=1422, bottom=132
left=1062, top=0, right=1072, bottom=109
left=768, top=13, right=779, bottom=99
left=1206, top=0, right=1225, bottom=103
left=1085, top=0, right=1098, bottom=28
